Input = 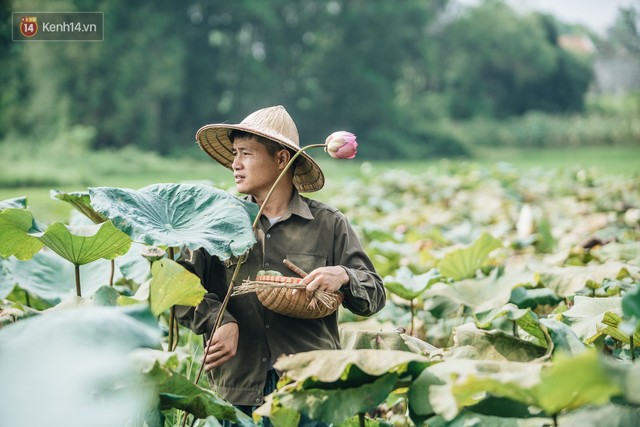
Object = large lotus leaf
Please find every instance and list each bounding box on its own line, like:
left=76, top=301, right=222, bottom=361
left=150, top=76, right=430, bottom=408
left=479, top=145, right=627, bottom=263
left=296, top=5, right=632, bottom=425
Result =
left=267, top=374, right=399, bottom=425
left=475, top=304, right=547, bottom=347
left=0, top=196, right=27, bottom=209
left=0, top=208, right=43, bottom=260
left=426, top=405, right=640, bottom=427
left=537, top=263, right=639, bottom=297
left=134, top=354, right=253, bottom=426
left=561, top=296, right=622, bottom=343
left=30, top=221, right=132, bottom=265
left=89, top=184, right=258, bottom=260
left=274, top=349, right=431, bottom=390
left=450, top=322, right=546, bottom=362
left=533, top=351, right=621, bottom=415
left=538, top=318, right=587, bottom=357
left=424, top=350, right=621, bottom=421
left=622, top=285, right=640, bottom=325
left=411, top=358, right=544, bottom=421
left=509, top=286, right=562, bottom=310
left=149, top=258, right=206, bottom=316
left=6, top=250, right=123, bottom=305
left=339, top=328, right=441, bottom=358
left=0, top=305, right=160, bottom=427
left=0, top=258, right=12, bottom=299
left=593, top=242, right=640, bottom=264
left=426, top=412, right=546, bottom=427
left=598, top=311, right=640, bottom=344
left=384, top=266, right=443, bottom=300
left=115, top=242, right=153, bottom=284
left=50, top=189, right=107, bottom=224
left=425, top=267, right=534, bottom=314
left=438, top=232, right=501, bottom=280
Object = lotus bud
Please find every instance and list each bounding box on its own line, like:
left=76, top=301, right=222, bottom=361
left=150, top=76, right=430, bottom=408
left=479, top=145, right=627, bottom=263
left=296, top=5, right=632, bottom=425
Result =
left=325, top=131, right=357, bottom=159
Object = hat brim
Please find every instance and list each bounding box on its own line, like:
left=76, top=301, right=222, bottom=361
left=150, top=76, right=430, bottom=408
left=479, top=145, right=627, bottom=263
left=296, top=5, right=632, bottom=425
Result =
left=196, top=123, right=325, bottom=193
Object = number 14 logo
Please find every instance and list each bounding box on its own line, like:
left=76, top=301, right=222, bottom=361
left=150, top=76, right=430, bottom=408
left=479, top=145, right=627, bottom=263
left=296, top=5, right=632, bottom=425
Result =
left=20, top=17, right=38, bottom=37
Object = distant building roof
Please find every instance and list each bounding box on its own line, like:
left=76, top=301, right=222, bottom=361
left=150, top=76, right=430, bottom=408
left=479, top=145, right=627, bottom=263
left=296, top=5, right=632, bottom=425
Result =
left=558, top=34, right=596, bottom=55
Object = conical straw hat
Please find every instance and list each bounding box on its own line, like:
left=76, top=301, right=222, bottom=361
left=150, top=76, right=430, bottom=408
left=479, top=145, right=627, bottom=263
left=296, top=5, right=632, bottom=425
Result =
left=195, top=105, right=325, bottom=193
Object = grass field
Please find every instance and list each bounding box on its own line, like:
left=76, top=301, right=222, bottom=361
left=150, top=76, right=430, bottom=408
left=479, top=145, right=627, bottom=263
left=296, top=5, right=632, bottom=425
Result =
left=1, top=145, right=638, bottom=224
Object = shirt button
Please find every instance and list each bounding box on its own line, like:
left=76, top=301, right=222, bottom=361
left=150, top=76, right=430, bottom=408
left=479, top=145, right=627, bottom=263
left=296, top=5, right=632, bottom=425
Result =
left=264, top=262, right=270, bottom=268
left=266, top=233, right=271, bottom=238
left=262, top=357, right=267, bottom=363
left=265, top=324, right=270, bottom=329
left=255, top=397, right=261, bottom=403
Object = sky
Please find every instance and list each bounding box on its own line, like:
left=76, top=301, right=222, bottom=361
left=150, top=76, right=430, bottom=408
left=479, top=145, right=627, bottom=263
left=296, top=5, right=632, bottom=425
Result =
left=458, top=0, right=639, bottom=35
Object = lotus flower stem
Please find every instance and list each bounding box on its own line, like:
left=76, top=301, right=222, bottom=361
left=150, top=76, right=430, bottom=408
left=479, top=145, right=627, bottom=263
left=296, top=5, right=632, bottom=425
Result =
left=358, top=413, right=365, bottom=427
left=109, top=260, right=115, bottom=286
left=409, top=299, right=415, bottom=336
left=631, top=335, right=635, bottom=362
left=168, top=246, right=179, bottom=351
left=74, top=264, right=81, bottom=297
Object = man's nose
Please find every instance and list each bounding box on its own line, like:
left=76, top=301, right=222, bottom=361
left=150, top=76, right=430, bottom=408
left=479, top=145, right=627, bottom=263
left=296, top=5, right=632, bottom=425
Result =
left=232, top=157, right=241, bottom=170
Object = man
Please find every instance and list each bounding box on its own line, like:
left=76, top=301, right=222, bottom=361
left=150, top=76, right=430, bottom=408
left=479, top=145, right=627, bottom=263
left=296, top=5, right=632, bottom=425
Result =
left=175, top=105, right=385, bottom=422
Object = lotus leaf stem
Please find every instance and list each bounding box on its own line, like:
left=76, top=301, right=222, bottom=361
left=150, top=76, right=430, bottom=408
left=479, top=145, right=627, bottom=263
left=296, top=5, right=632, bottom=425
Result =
left=74, top=264, right=81, bottom=297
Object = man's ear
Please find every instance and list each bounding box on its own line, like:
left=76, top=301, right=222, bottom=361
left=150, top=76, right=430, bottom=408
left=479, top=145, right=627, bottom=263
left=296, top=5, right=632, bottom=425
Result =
left=276, top=149, right=291, bottom=168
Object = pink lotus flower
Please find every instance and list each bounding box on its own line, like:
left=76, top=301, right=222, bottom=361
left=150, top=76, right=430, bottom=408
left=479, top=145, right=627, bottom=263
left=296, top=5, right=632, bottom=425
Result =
left=325, top=131, right=357, bottom=159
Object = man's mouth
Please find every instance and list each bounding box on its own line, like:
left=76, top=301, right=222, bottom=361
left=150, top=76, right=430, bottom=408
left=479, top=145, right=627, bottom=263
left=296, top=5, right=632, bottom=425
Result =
left=234, top=175, right=245, bottom=183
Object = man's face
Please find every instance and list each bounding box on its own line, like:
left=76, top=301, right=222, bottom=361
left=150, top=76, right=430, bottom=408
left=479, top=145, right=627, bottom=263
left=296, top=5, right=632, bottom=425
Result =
left=231, top=136, right=284, bottom=197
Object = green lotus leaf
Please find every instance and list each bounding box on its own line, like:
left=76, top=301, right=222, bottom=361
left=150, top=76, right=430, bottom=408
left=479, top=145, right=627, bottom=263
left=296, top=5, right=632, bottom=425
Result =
left=0, top=208, right=44, bottom=260
left=538, top=318, right=587, bottom=357
left=0, top=259, right=13, bottom=299
left=561, top=296, right=622, bottom=343
left=340, top=328, right=441, bottom=358
left=534, top=351, right=621, bottom=415
left=149, top=258, right=206, bottom=316
left=413, top=358, right=544, bottom=421
left=274, top=349, right=431, bottom=391
left=0, top=305, right=161, bottom=426
left=537, top=263, right=639, bottom=297
left=420, top=350, right=621, bottom=421
left=425, top=267, right=534, bottom=313
left=451, top=322, right=546, bottom=362
left=6, top=250, right=124, bottom=305
left=622, top=285, right=640, bottom=322
left=30, top=221, right=132, bottom=265
left=474, top=304, right=547, bottom=347
left=599, top=311, right=640, bottom=344
left=509, top=286, right=563, bottom=309
left=438, top=232, right=502, bottom=280
left=0, top=196, right=27, bottom=209
left=384, top=266, right=443, bottom=300
left=268, top=374, right=399, bottom=425
left=89, top=183, right=258, bottom=260
left=50, top=189, right=107, bottom=224
left=134, top=355, right=253, bottom=426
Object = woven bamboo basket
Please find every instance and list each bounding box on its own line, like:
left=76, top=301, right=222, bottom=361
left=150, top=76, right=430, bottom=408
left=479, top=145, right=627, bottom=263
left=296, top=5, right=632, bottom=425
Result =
left=234, top=275, right=343, bottom=319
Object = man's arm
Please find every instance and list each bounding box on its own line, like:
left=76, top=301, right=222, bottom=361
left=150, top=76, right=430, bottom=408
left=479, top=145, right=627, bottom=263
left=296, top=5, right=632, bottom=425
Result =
left=302, top=212, right=385, bottom=316
left=174, top=248, right=237, bottom=335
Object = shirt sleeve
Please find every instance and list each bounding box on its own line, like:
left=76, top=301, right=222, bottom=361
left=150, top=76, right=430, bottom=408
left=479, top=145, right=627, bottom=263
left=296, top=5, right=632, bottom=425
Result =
left=332, top=213, right=386, bottom=316
left=174, top=248, right=237, bottom=336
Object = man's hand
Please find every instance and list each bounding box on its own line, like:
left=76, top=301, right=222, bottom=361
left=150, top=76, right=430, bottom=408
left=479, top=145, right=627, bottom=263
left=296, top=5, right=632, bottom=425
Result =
left=204, top=322, right=239, bottom=372
left=299, top=266, right=349, bottom=300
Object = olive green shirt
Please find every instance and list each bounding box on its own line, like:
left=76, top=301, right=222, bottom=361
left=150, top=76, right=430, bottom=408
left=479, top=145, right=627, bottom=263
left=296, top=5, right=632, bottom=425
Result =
left=175, top=190, right=385, bottom=406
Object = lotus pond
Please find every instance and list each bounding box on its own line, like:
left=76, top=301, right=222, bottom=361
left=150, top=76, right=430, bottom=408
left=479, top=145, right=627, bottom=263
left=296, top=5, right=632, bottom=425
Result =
left=0, top=162, right=639, bottom=427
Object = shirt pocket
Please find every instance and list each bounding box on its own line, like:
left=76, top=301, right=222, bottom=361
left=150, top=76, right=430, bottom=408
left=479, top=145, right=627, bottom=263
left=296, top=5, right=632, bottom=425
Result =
left=285, top=252, right=328, bottom=276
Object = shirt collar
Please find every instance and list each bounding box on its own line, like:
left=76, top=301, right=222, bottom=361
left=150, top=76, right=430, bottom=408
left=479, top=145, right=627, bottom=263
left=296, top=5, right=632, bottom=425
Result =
left=287, top=188, right=314, bottom=221
left=244, top=188, right=314, bottom=222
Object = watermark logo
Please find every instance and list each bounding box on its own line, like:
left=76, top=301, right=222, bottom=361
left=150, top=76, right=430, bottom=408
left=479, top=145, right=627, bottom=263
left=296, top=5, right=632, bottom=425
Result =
left=12, top=12, right=103, bottom=42
left=19, top=17, right=38, bottom=37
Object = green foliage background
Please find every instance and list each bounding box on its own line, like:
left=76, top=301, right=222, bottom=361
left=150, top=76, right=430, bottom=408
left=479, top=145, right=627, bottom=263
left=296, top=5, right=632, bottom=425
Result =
left=2, top=0, right=638, bottom=161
